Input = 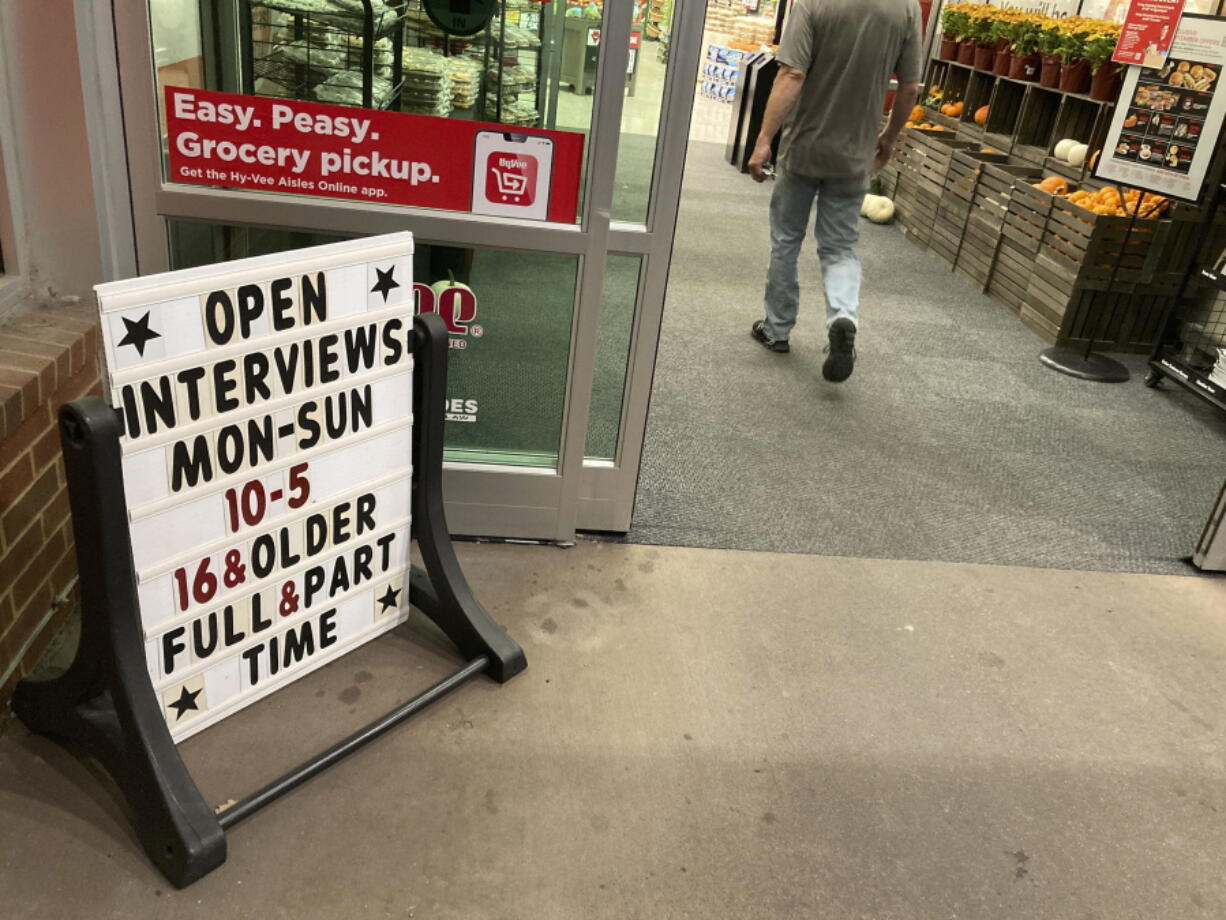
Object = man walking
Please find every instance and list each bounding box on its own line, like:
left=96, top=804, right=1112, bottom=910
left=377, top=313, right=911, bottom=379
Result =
left=748, top=0, right=922, bottom=382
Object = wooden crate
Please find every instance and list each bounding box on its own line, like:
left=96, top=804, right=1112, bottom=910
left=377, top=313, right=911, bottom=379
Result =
left=1002, top=180, right=1053, bottom=257
left=896, top=130, right=978, bottom=248
left=955, top=217, right=1001, bottom=290
left=1039, top=195, right=1173, bottom=292
left=1006, top=181, right=1189, bottom=353
left=895, top=179, right=940, bottom=245
left=944, top=149, right=1008, bottom=202
left=987, top=237, right=1032, bottom=313
left=1149, top=215, right=1216, bottom=291
left=953, top=162, right=1040, bottom=290
left=971, top=163, right=1043, bottom=235
left=1020, top=289, right=1176, bottom=352
left=907, top=130, right=978, bottom=192
left=878, top=164, right=898, bottom=199
left=923, top=108, right=962, bottom=132
left=944, top=153, right=980, bottom=205
left=930, top=151, right=1005, bottom=270
left=929, top=201, right=963, bottom=267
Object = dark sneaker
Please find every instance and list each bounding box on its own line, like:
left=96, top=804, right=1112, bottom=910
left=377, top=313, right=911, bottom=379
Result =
left=822, top=318, right=857, bottom=382
left=751, top=320, right=790, bottom=354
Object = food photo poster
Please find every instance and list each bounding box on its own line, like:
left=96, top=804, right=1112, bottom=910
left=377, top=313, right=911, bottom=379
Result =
left=1095, top=14, right=1226, bottom=201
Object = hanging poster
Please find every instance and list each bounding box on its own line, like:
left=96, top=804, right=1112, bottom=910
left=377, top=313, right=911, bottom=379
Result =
left=165, top=87, right=584, bottom=224
left=94, top=233, right=418, bottom=741
left=1112, top=0, right=1185, bottom=67
left=1095, top=14, right=1226, bottom=201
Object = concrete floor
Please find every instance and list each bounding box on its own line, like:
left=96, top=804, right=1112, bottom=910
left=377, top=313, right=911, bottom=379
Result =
left=2, top=540, right=1226, bottom=918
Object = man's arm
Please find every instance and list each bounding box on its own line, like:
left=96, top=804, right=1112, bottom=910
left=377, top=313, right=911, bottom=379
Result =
left=874, top=81, right=919, bottom=172
left=747, top=65, right=807, bottom=183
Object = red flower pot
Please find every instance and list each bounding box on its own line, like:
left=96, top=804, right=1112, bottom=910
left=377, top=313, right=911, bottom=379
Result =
left=1059, top=57, right=1092, bottom=94
left=1009, top=52, right=1041, bottom=81
left=994, top=48, right=1012, bottom=76
left=974, top=44, right=996, bottom=71
left=1090, top=62, right=1123, bottom=101
left=939, top=35, right=959, bottom=61
left=958, top=39, right=977, bottom=65
left=1039, top=53, right=1063, bottom=88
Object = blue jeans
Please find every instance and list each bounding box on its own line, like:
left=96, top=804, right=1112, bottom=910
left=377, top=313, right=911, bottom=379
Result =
left=762, top=170, right=867, bottom=341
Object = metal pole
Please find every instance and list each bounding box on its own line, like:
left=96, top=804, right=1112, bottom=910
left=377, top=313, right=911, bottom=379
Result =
left=217, top=655, right=490, bottom=830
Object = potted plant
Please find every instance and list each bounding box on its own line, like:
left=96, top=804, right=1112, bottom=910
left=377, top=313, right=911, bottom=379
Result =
left=1037, top=20, right=1064, bottom=88
left=1058, top=19, right=1092, bottom=94
left=970, top=7, right=998, bottom=71
left=1007, top=12, right=1045, bottom=81
left=940, top=3, right=970, bottom=61
left=1085, top=23, right=1125, bottom=100
left=955, top=2, right=988, bottom=64
left=991, top=10, right=1017, bottom=76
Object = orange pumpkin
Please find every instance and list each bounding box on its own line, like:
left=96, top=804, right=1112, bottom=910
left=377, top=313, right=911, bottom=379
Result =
left=975, top=106, right=990, bottom=126
left=1088, top=150, right=1101, bottom=171
left=909, top=105, right=925, bottom=122
left=1037, top=176, right=1069, bottom=196
left=951, top=101, right=966, bottom=117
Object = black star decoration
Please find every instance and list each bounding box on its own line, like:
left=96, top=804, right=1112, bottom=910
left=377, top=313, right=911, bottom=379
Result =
left=377, top=584, right=402, bottom=613
left=370, top=265, right=400, bottom=303
left=168, top=685, right=202, bottom=721
left=117, top=311, right=162, bottom=356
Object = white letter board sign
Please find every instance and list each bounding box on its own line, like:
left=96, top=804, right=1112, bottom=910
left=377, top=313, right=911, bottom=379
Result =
left=95, top=233, right=416, bottom=742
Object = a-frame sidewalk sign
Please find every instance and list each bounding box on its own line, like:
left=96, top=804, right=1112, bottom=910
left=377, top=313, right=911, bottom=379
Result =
left=12, top=233, right=525, bottom=886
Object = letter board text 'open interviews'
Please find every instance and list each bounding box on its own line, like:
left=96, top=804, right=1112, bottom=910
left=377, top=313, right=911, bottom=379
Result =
left=95, top=233, right=416, bottom=742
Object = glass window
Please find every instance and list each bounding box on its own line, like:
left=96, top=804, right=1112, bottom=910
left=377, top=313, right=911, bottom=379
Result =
left=167, top=219, right=579, bottom=468
left=586, top=255, right=641, bottom=460
left=612, top=1, right=666, bottom=223
left=148, top=0, right=608, bottom=225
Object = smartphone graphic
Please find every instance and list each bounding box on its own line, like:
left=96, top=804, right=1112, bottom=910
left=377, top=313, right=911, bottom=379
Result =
left=471, top=130, right=554, bottom=221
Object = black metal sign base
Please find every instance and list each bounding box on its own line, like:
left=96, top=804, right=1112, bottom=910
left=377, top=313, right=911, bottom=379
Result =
left=12, top=313, right=525, bottom=887
left=1039, top=347, right=1131, bottom=383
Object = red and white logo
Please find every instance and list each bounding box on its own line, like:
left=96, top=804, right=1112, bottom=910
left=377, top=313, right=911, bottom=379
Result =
left=485, top=152, right=538, bottom=207
left=414, top=282, right=482, bottom=348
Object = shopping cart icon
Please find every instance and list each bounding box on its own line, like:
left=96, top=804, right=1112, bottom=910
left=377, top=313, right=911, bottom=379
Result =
left=491, top=168, right=529, bottom=198
left=484, top=152, right=538, bottom=206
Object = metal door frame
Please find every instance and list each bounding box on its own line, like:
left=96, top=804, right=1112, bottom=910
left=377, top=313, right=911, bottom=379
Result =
left=76, top=0, right=704, bottom=541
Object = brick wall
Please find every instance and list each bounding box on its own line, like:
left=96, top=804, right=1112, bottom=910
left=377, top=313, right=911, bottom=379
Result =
left=0, top=302, right=102, bottom=705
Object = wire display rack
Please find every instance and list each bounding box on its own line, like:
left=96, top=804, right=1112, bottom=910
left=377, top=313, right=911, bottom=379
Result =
left=240, top=0, right=407, bottom=110
left=401, top=0, right=546, bottom=127
left=1146, top=182, right=1226, bottom=411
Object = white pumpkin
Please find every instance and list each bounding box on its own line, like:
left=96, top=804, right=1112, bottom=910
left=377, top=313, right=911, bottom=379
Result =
left=1053, top=138, right=1079, bottom=161
left=1066, top=143, right=1089, bottom=167
left=861, top=194, right=896, bottom=224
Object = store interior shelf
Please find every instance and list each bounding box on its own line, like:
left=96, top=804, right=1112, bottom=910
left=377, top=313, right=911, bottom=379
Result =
left=941, top=62, right=1113, bottom=107
left=923, top=58, right=1118, bottom=187
left=1150, top=356, right=1226, bottom=412
left=254, top=0, right=405, bottom=38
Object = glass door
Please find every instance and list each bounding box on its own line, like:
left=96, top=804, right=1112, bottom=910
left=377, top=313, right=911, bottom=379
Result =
left=83, top=0, right=704, bottom=540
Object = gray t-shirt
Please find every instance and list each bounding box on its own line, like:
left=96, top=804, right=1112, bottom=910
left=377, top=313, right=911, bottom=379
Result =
left=776, top=0, right=923, bottom=179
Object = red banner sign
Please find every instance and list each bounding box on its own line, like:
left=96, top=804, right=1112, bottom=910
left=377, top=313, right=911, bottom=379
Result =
left=1113, top=0, right=1185, bottom=68
left=165, top=86, right=584, bottom=223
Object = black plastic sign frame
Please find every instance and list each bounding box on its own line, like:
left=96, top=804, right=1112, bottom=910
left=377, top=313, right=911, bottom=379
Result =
left=13, top=310, right=525, bottom=887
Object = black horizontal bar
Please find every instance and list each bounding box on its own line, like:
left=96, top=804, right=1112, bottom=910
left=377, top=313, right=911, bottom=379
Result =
left=217, top=655, right=490, bottom=830
left=1152, top=358, right=1226, bottom=415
